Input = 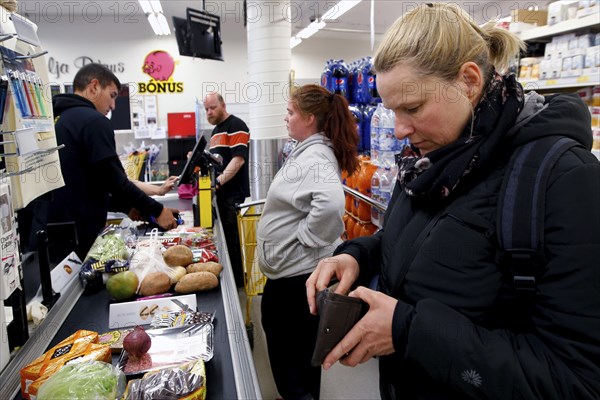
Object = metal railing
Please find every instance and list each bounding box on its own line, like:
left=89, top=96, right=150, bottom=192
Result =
left=343, top=185, right=387, bottom=212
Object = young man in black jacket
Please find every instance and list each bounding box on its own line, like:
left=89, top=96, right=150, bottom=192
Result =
left=42, top=63, right=177, bottom=259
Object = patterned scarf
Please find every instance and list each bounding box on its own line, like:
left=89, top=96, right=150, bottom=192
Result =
left=397, top=73, right=525, bottom=201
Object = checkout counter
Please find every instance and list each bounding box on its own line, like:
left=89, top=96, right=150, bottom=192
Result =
left=0, top=193, right=262, bottom=399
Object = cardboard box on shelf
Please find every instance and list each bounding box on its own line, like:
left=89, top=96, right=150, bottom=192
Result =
left=511, top=9, right=548, bottom=26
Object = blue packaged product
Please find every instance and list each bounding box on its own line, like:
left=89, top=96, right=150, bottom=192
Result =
left=349, top=105, right=363, bottom=152
left=348, top=60, right=357, bottom=104
left=362, top=104, right=376, bottom=151
left=365, top=59, right=380, bottom=104
left=320, top=59, right=333, bottom=92
left=331, top=59, right=349, bottom=101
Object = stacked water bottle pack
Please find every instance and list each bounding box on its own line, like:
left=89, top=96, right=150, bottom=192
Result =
left=320, top=58, right=408, bottom=239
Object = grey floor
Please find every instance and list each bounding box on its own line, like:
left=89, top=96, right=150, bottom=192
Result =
left=239, top=290, right=381, bottom=400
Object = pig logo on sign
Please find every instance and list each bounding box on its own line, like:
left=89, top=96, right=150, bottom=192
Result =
left=142, top=51, right=175, bottom=81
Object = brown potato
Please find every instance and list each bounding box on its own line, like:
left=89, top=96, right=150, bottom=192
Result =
left=174, top=272, right=218, bottom=294
left=186, top=262, right=223, bottom=277
left=139, top=272, right=171, bottom=296
left=163, top=245, right=193, bottom=267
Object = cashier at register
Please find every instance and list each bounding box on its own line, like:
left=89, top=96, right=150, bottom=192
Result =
left=38, top=63, right=178, bottom=259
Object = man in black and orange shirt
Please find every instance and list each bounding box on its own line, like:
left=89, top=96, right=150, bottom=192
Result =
left=204, top=92, right=250, bottom=288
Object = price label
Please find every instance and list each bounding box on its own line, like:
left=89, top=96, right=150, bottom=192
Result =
left=576, top=76, right=590, bottom=83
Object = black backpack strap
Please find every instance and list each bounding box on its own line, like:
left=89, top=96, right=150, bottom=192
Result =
left=497, top=136, right=579, bottom=293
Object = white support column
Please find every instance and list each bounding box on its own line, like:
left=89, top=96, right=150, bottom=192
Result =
left=246, top=0, right=291, bottom=200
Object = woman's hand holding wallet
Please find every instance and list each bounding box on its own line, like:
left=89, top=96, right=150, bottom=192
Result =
left=311, top=283, right=369, bottom=367
left=312, top=285, right=414, bottom=370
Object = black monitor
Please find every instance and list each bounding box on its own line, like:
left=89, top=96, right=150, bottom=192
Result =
left=178, top=136, right=208, bottom=185
left=172, top=7, right=224, bottom=61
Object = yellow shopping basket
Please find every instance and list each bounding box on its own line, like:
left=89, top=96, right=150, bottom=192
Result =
left=236, top=200, right=267, bottom=347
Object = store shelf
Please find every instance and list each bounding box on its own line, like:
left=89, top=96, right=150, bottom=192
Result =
left=520, top=74, right=600, bottom=90
left=519, top=13, right=600, bottom=42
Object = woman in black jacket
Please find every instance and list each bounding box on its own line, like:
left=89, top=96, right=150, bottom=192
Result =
left=306, top=3, right=600, bottom=399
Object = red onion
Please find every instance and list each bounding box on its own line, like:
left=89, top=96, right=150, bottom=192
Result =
left=123, top=326, right=152, bottom=358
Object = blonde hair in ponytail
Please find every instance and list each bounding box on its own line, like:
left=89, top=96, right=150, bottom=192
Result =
left=374, top=3, right=525, bottom=82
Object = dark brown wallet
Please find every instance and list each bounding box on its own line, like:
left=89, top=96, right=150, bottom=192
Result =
left=311, top=283, right=369, bottom=367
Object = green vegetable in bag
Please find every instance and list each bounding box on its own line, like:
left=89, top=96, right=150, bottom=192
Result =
left=37, top=361, right=126, bottom=400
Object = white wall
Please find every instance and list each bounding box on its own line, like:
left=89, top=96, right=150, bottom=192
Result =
left=33, top=15, right=249, bottom=128
left=31, top=15, right=376, bottom=128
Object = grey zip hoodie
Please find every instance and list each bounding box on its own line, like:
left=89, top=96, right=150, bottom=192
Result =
left=256, top=133, right=345, bottom=279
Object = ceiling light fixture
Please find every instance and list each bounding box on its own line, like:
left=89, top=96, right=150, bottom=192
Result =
left=321, top=0, right=362, bottom=21
left=138, top=0, right=152, bottom=14
left=296, top=20, right=326, bottom=39
left=290, top=36, right=302, bottom=49
left=149, top=0, right=163, bottom=14
left=139, top=0, right=170, bottom=35
left=291, top=1, right=360, bottom=48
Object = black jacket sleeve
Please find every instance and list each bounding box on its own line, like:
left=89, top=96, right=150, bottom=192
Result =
left=334, top=231, right=383, bottom=287
left=94, top=156, right=164, bottom=218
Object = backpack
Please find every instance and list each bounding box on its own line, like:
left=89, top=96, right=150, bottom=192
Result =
left=496, top=136, right=579, bottom=293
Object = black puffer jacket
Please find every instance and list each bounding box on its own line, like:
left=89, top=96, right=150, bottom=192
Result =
left=336, top=93, right=600, bottom=399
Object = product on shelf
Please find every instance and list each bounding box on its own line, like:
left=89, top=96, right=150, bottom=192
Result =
left=356, top=161, right=378, bottom=222
left=321, top=59, right=350, bottom=100
left=547, top=1, right=579, bottom=25
left=346, top=215, right=356, bottom=240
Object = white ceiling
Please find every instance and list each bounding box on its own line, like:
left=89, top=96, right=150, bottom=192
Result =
left=16, top=0, right=551, bottom=40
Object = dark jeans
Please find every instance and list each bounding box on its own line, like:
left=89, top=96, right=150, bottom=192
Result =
left=216, top=195, right=245, bottom=288
left=261, top=275, right=321, bottom=400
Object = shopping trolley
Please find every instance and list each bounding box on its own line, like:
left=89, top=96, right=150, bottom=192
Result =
left=236, top=199, right=267, bottom=349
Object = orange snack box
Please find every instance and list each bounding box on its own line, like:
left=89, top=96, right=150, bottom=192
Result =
left=20, top=330, right=100, bottom=399
left=27, top=344, right=112, bottom=399
left=29, top=329, right=98, bottom=366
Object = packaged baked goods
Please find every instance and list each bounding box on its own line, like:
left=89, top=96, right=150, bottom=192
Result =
left=124, top=359, right=206, bottom=400
left=28, top=330, right=98, bottom=366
